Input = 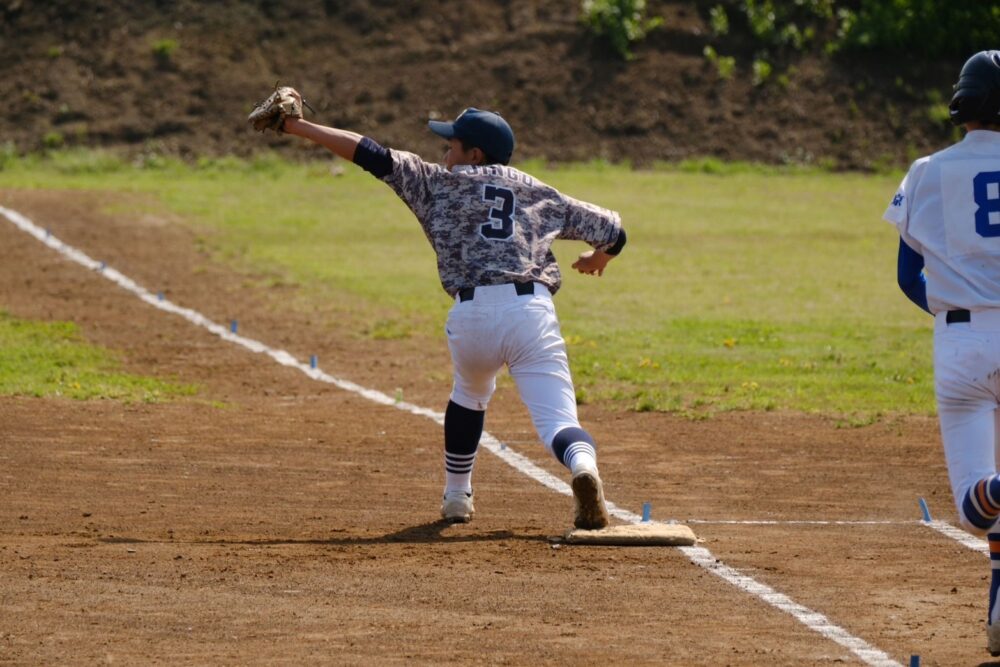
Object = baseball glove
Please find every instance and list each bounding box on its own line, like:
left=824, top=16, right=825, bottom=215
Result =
left=248, top=85, right=305, bottom=133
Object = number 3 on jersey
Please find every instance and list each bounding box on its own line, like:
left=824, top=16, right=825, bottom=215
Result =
left=480, top=185, right=516, bottom=240
left=974, top=171, right=1000, bottom=238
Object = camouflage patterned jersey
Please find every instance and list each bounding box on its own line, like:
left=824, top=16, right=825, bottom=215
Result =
left=381, top=149, right=622, bottom=297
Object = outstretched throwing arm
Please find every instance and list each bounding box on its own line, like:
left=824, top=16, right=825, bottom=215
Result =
left=283, top=116, right=364, bottom=162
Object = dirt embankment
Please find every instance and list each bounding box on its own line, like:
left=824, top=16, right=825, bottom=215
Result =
left=1, top=0, right=958, bottom=169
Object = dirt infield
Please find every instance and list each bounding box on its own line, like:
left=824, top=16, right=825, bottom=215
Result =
left=0, top=189, right=993, bottom=665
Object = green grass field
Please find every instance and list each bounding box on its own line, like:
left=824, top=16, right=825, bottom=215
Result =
left=0, top=151, right=932, bottom=420
left=0, top=310, right=195, bottom=401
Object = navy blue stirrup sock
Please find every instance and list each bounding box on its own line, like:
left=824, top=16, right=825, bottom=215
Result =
left=991, top=533, right=1000, bottom=626
left=551, top=426, right=597, bottom=472
left=445, top=401, right=484, bottom=455
left=444, top=401, right=485, bottom=493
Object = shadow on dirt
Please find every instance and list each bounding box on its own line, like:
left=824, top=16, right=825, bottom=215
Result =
left=97, top=520, right=552, bottom=546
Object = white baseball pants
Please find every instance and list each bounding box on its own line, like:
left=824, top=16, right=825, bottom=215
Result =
left=445, top=282, right=580, bottom=452
left=935, top=309, right=1000, bottom=533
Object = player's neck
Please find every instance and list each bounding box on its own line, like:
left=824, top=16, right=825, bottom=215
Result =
left=966, top=121, right=1000, bottom=132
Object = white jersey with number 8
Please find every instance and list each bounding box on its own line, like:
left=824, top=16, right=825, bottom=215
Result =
left=883, top=130, right=1000, bottom=313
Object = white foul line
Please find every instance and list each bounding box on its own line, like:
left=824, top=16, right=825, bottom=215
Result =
left=924, top=519, right=989, bottom=556
left=686, top=519, right=914, bottom=526
left=1, top=205, right=902, bottom=667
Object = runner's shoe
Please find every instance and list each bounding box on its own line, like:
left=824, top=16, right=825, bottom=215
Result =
left=571, top=470, right=610, bottom=530
left=441, top=490, right=474, bottom=523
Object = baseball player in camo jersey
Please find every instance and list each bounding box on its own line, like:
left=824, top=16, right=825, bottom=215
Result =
left=277, top=101, right=626, bottom=530
left=884, top=50, right=1000, bottom=655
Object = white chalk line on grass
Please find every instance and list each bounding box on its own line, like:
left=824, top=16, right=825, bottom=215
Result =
left=1, top=205, right=902, bottom=667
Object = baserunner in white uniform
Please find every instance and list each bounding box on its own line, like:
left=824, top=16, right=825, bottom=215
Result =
left=278, top=101, right=626, bottom=530
left=883, top=50, right=1000, bottom=656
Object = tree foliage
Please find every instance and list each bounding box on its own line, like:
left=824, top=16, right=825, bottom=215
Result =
left=705, top=0, right=999, bottom=59
left=837, top=0, right=1000, bottom=57
left=581, top=0, right=663, bottom=60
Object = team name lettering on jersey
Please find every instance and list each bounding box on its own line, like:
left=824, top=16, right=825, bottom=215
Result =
left=468, top=164, right=535, bottom=187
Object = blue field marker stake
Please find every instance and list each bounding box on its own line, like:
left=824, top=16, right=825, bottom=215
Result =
left=919, top=497, right=932, bottom=522
left=157, top=291, right=164, bottom=302
left=641, top=502, right=652, bottom=523
left=310, top=355, right=318, bottom=369
left=910, top=655, right=920, bottom=667
left=98, top=261, right=106, bottom=271
left=230, top=319, right=238, bottom=334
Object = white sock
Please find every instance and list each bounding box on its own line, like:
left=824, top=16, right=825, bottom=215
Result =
left=444, top=451, right=476, bottom=495
left=565, top=442, right=598, bottom=477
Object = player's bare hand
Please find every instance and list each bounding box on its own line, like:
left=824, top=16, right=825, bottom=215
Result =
left=572, top=250, right=612, bottom=276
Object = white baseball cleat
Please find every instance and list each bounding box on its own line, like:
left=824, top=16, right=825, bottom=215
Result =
left=571, top=469, right=610, bottom=530
left=441, top=490, right=475, bottom=523
left=989, top=622, right=1000, bottom=657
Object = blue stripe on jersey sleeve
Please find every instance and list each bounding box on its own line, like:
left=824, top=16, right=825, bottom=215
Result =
left=897, top=237, right=930, bottom=314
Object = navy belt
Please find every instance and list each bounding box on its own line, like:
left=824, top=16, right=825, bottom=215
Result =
left=946, top=309, right=971, bottom=324
left=458, top=282, right=535, bottom=302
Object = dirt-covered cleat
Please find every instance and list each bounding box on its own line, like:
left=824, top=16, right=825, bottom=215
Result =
left=571, top=470, right=610, bottom=530
left=440, top=490, right=475, bottom=523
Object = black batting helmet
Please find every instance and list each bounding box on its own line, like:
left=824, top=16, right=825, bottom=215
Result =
left=949, top=50, right=1000, bottom=126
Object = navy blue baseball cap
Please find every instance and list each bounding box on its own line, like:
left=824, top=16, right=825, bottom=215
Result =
left=428, top=108, right=515, bottom=165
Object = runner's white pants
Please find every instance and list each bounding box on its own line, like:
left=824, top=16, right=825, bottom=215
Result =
left=445, top=282, right=580, bottom=452
left=935, top=310, right=1000, bottom=534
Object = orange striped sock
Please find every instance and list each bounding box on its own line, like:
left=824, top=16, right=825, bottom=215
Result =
left=964, top=476, right=1000, bottom=530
